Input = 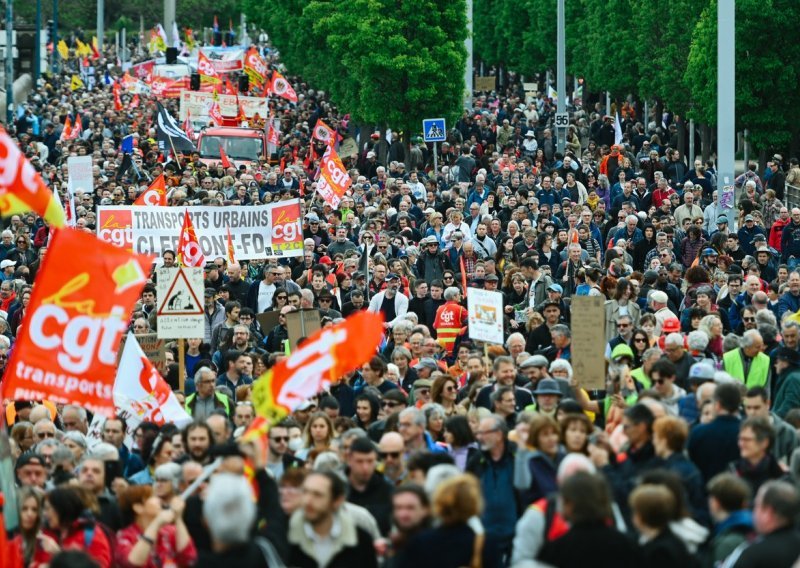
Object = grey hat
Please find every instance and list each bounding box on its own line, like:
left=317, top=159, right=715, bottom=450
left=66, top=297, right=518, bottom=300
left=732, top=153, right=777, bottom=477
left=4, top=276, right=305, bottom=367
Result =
left=689, top=362, right=716, bottom=382
left=414, top=357, right=439, bottom=371
left=531, top=378, right=563, bottom=397
left=521, top=355, right=550, bottom=369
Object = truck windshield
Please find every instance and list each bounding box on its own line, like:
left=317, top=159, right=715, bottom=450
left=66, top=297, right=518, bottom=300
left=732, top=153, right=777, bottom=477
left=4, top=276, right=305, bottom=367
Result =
left=199, top=136, right=263, bottom=160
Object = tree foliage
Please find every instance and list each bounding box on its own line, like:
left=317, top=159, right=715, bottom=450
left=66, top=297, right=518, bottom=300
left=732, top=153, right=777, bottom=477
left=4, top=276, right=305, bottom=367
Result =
left=685, top=0, right=800, bottom=152
left=247, top=0, right=467, bottom=139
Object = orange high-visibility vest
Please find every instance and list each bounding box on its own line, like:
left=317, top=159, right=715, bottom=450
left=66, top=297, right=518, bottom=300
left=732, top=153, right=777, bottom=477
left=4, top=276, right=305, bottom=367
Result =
left=433, top=302, right=467, bottom=355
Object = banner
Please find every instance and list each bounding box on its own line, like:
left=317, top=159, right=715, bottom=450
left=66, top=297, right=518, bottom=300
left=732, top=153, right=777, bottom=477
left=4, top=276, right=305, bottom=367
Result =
left=0, top=129, right=66, bottom=227
left=316, top=144, right=351, bottom=209
left=467, top=288, right=504, bottom=345
left=67, top=155, right=93, bottom=196
left=571, top=296, right=607, bottom=390
left=114, top=332, right=192, bottom=430
left=1, top=229, right=152, bottom=416
left=179, top=90, right=268, bottom=122
left=312, top=120, right=335, bottom=145
left=132, top=60, right=155, bottom=82
left=252, top=311, right=384, bottom=423
left=199, top=47, right=245, bottom=72
left=156, top=267, right=205, bottom=339
left=96, top=201, right=304, bottom=259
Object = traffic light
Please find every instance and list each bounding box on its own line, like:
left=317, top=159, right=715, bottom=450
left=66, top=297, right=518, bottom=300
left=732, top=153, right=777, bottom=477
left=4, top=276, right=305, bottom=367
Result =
left=46, top=20, right=54, bottom=45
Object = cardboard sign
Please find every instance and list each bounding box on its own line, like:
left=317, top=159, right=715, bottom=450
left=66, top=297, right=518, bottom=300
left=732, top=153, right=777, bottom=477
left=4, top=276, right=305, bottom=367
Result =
left=119, top=333, right=167, bottom=376
left=474, top=76, right=496, bottom=92
left=67, top=156, right=93, bottom=196
left=286, top=309, right=321, bottom=351
left=570, top=296, right=607, bottom=390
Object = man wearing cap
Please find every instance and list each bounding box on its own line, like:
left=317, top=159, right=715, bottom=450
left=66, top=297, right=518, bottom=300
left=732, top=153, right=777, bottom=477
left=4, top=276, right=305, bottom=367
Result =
left=433, top=287, right=468, bottom=357
left=650, top=290, right=677, bottom=336
left=416, top=237, right=449, bottom=285
left=0, top=259, right=15, bottom=281
left=368, top=273, right=409, bottom=328
left=772, top=348, right=800, bottom=419
left=16, top=453, right=48, bottom=489
left=528, top=378, right=564, bottom=418
left=754, top=245, right=778, bottom=283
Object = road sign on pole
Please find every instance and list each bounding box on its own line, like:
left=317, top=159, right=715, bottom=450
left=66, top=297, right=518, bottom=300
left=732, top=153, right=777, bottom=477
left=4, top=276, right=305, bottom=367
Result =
left=156, top=267, right=205, bottom=339
left=423, top=118, right=446, bottom=142
left=554, top=112, right=569, bottom=129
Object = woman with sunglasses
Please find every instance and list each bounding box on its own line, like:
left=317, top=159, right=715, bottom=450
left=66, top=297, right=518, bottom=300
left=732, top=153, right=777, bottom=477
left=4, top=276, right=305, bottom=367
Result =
left=8, top=234, right=35, bottom=267
left=630, top=328, right=651, bottom=367
left=431, top=374, right=466, bottom=417
left=270, top=287, right=289, bottom=311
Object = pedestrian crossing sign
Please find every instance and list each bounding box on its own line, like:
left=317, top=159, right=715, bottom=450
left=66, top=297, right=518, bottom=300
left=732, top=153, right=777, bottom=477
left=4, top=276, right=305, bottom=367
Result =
left=423, top=118, right=446, bottom=142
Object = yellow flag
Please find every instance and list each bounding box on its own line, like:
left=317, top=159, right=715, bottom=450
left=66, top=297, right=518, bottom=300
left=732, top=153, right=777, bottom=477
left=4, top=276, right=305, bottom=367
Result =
left=70, top=75, right=84, bottom=91
left=57, top=40, right=69, bottom=60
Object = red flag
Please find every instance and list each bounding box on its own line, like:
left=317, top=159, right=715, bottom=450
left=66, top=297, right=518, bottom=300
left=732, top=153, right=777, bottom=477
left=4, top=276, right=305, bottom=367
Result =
left=316, top=144, right=351, bottom=209
left=209, top=101, right=224, bottom=126
left=312, top=119, right=335, bottom=145
left=226, top=227, right=236, bottom=265
left=59, top=117, right=72, bottom=140
left=113, top=82, right=123, bottom=111
left=177, top=209, right=205, bottom=267
left=269, top=70, right=298, bottom=103
left=252, top=311, right=385, bottom=423
left=130, top=94, right=140, bottom=109
left=0, top=228, right=152, bottom=416
left=219, top=144, right=231, bottom=168
left=460, top=256, right=468, bottom=298
left=197, top=50, right=220, bottom=83
left=91, top=37, right=101, bottom=59
left=133, top=174, right=168, bottom=206
left=223, top=76, right=237, bottom=96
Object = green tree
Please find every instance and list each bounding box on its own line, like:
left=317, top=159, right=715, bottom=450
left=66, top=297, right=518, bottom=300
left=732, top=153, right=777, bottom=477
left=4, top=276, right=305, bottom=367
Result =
left=685, top=0, right=800, bottom=153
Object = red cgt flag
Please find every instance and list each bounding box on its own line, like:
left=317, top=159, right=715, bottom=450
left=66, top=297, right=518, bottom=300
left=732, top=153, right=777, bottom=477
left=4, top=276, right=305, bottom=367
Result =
left=226, top=227, right=236, bottom=265
left=0, top=228, right=152, bottom=416
left=133, top=174, right=168, bottom=206
left=177, top=209, right=205, bottom=267
left=252, top=311, right=385, bottom=423
left=113, top=82, right=123, bottom=111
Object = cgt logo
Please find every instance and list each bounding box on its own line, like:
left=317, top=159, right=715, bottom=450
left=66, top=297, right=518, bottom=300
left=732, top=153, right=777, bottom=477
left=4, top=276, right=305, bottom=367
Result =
left=97, top=209, right=133, bottom=251
left=271, top=204, right=302, bottom=245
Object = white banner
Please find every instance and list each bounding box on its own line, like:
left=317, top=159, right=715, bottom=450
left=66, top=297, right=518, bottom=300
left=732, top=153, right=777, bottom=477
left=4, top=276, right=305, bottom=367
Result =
left=467, top=288, right=505, bottom=345
left=179, top=90, right=269, bottom=122
left=96, top=201, right=304, bottom=260
left=198, top=47, right=244, bottom=72
left=67, top=155, right=93, bottom=195
left=156, top=267, right=206, bottom=339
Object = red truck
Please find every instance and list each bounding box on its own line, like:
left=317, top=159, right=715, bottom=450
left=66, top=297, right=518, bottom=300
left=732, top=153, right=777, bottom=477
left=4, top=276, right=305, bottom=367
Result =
left=196, top=126, right=268, bottom=168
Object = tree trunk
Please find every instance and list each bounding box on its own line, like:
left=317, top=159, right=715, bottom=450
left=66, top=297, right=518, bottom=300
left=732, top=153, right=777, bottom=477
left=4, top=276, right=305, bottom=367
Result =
left=676, top=115, right=686, bottom=165
left=701, top=123, right=712, bottom=163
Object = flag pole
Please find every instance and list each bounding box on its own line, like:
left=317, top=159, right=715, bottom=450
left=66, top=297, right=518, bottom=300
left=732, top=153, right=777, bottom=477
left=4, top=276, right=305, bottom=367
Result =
left=178, top=338, right=185, bottom=392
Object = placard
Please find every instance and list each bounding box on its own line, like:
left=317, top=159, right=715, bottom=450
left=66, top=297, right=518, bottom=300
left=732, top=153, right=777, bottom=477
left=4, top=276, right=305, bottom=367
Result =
left=467, top=288, right=504, bottom=344
left=179, top=90, right=269, bottom=122
left=156, top=267, right=205, bottom=339
left=474, top=76, right=496, bottom=92
left=286, top=309, right=321, bottom=351
left=67, top=155, right=93, bottom=195
left=96, top=201, right=304, bottom=260
left=118, top=333, right=167, bottom=376
left=570, top=296, right=606, bottom=390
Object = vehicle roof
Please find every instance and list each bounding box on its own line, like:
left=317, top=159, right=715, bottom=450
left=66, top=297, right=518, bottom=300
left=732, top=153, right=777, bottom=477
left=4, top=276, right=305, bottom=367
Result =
left=198, top=127, right=265, bottom=138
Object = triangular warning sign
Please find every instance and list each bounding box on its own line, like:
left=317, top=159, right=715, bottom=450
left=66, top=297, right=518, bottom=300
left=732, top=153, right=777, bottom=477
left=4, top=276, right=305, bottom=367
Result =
left=157, top=269, right=204, bottom=316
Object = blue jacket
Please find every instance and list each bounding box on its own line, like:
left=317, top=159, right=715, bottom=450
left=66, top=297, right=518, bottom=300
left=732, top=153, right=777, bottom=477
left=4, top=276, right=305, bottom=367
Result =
left=728, top=291, right=754, bottom=331
left=659, top=453, right=710, bottom=527
left=781, top=220, right=800, bottom=261
left=778, top=290, right=800, bottom=320
left=467, top=187, right=490, bottom=207
left=738, top=225, right=766, bottom=255
left=688, top=414, right=741, bottom=483
left=466, top=442, right=520, bottom=540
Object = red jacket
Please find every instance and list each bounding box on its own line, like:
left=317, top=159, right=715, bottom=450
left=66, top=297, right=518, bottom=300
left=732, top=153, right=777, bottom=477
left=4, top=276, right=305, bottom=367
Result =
left=770, top=217, right=791, bottom=251
left=32, top=521, right=113, bottom=568
left=115, top=523, right=197, bottom=568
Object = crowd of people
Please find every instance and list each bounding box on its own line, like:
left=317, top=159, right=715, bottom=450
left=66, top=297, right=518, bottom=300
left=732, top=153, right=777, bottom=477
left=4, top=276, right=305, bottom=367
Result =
left=4, top=24, right=800, bottom=568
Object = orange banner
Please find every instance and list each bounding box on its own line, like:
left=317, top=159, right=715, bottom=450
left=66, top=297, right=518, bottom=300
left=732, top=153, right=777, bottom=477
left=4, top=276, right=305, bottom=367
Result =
left=252, top=311, right=384, bottom=423
left=1, top=228, right=152, bottom=415
left=0, top=128, right=66, bottom=227
left=244, top=47, right=267, bottom=87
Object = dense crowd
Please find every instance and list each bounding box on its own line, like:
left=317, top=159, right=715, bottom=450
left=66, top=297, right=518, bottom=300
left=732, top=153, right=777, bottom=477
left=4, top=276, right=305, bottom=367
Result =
left=5, top=27, right=800, bottom=568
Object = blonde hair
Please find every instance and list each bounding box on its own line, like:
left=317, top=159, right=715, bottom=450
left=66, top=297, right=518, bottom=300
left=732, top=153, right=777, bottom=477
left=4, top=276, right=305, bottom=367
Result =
left=433, top=474, right=483, bottom=525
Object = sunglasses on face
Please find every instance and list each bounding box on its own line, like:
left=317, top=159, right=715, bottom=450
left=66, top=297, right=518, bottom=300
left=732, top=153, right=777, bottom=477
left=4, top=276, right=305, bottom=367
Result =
left=380, top=451, right=401, bottom=459
left=270, top=436, right=289, bottom=442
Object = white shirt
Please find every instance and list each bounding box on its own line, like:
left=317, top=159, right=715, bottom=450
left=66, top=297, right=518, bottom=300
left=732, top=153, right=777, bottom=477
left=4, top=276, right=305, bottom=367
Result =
left=257, top=281, right=276, bottom=313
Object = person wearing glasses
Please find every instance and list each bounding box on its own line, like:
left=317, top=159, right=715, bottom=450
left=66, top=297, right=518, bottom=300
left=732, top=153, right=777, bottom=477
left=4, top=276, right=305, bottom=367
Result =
left=7, top=234, right=35, bottom=267
left=266, top=420, right=304, bottom=481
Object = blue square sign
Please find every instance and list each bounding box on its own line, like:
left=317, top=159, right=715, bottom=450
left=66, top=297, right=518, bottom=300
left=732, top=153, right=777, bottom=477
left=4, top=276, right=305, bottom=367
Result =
left=423, top=118, right=447, bottom=142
